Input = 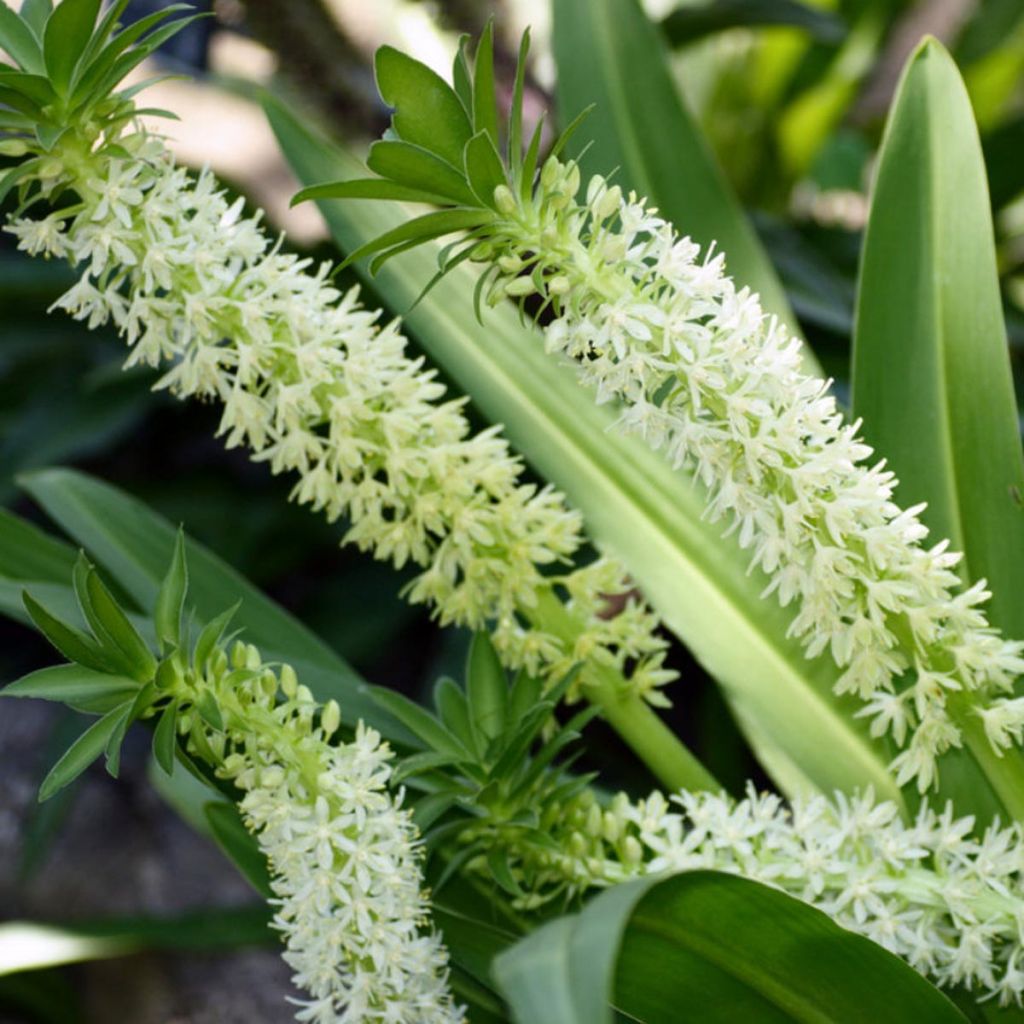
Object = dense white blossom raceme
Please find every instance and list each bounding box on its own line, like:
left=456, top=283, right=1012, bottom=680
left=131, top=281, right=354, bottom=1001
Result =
left=169, top=638, right=464, bottom=1023
left=499, top=783, right=1024, bottom=1006
left=5, top=129, right=675, bottom=705
left=481, top=163, right=1024, bottom=789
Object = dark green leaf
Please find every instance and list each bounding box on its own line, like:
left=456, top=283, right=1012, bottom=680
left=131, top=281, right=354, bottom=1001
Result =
left=493, top=871, right=967, bottom=1024
left=154, top=529, right=187, bottom=651
left=204, top=802, right=273, bottom=899
left=486, top=847, right=525, bottom=898
left=375, top=44, right=473, bottom=167
left=393, top=750, right=463, bottom=784
left=43, top=0, right=101, bottom=95
left=466, top=632, right=507, bottom=743
left=366, top=139, right=479, bottom=206
left=472, top=21, right=499, bottom=145
left=81, top=559, right=156, bottom=680
left=38, top=702, right=130, bottom=801
left=412, top=790, right=459, bottom=830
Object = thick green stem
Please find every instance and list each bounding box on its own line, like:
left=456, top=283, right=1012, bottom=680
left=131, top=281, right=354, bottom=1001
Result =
left=530, top=586, right=719, bottom=792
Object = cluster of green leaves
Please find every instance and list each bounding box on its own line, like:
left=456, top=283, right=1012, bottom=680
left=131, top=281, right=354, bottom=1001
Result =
left=294, top=24, right=573, bottom=278
left=374, top=633, right=597, bottom=898
left=0, top=0, right=195, bottom=198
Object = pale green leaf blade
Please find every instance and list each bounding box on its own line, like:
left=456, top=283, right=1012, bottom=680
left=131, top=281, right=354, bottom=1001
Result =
left=853, top=39, right=1024, bottom=639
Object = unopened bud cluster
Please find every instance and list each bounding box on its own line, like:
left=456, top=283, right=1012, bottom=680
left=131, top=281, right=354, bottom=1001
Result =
left=5, top=128, right=676, bottom=705
left=477, top=154, right=1024, bottom=790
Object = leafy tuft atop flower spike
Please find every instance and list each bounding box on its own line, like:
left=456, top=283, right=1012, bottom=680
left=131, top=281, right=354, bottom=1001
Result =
left=0, top=0, right=199, bottom=197
left=299, top=29, right=1024, bottom=802
left=2, top=537, right=465, bottom=1023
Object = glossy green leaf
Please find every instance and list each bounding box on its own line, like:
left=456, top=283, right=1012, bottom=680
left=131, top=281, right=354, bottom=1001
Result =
left=433, top=676, right=477, bottom=754
left=83, top=563, right=156, bottom=680
left=365, top=139, right=479, bottom=206
left=267, top=96, right=905, bottom=808
left=493, top=871, right=967, bottom=1024
left=552, top=0, right=804, bottom=347
left=38, top=702, right=130, bottom=801
left=374, top=45, right=473, bottom=168
left=43, top=0, right=100, bottom=95
left=854, top=39, right=1024, bottom=639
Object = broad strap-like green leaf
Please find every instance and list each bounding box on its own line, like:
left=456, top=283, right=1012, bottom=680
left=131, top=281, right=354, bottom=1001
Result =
left=266, top=96, right=905, bottom=808
left=852, top=38, right=1024, bottom=822
left=854, top=39, right=1024, bottom=639
left=492, top=871, right=967, bottom=1024
left=551, top=0, right=805, bottom=348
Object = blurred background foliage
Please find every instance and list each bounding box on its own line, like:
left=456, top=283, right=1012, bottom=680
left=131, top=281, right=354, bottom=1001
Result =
left=1, top=0, right=1023, bottom=1020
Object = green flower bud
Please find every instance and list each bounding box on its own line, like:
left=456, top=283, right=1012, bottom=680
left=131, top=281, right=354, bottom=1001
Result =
left=504, top=276, right=536, bottom=298
left=321, top=699, right=341, bottom=737
left=493, top=184, right=517, bottom=216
